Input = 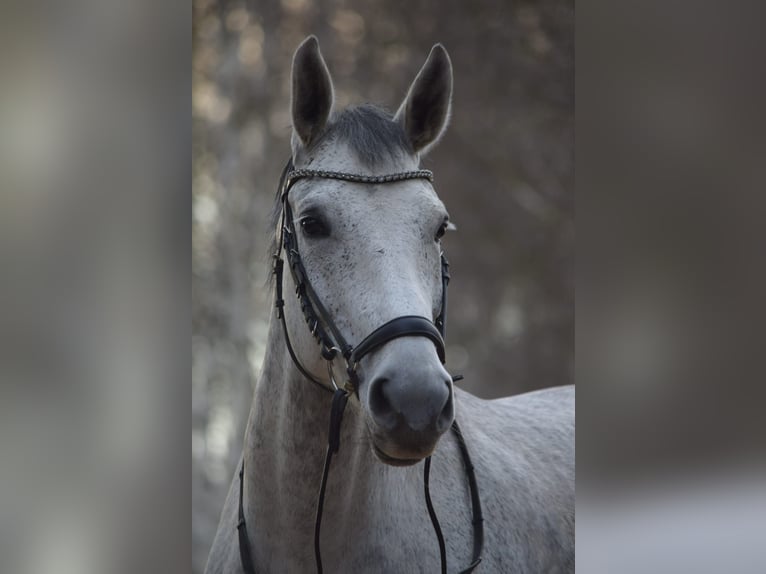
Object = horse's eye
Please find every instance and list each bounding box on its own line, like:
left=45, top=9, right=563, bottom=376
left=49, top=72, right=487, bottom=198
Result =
left=435, top=221, right=448, bottom=241
left=300, top=216, right=328, bottom=237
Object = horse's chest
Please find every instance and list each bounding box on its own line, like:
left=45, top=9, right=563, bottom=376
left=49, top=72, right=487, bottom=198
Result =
left=260, top=501, right=447, bottom=573
left=313, top=527, right=443, bottom=573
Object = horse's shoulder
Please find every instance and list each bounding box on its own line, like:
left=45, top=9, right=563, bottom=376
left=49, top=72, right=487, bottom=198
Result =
left=450, top=386, right=575, bottom=573
left=454, top=384, right=574, bottom=478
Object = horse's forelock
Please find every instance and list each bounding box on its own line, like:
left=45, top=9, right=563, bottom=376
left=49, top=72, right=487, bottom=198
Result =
left=316, top=104, right=413, bottom=167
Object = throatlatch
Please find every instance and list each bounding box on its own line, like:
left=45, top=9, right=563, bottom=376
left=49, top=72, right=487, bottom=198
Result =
left=238, top=159, right=484, bottom=574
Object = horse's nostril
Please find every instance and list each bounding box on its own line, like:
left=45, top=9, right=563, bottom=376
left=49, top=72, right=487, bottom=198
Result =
left=368, top=377, right=398, bottom=430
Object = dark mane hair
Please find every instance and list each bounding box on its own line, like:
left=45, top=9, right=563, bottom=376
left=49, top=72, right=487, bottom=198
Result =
left=311, top=104, right=413, bottom=166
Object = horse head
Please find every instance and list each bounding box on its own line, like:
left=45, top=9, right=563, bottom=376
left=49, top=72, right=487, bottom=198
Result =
left=279, top=36, right=456, bottom=465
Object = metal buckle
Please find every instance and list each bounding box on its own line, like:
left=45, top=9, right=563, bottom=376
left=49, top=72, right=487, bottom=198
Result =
left=325, top=347, right=343, bottom=391
left=343, top=360, right=359, bottom=395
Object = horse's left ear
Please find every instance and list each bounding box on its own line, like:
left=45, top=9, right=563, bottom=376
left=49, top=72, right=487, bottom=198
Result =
left=395, top=44, right=453, bottom=155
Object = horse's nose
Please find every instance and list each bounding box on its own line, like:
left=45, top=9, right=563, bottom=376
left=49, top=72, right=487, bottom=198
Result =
left=368, top=366, right=454, bottom=436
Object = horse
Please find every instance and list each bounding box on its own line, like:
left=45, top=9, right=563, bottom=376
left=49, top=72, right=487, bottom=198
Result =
left=205, top=36, right=574, bottom=574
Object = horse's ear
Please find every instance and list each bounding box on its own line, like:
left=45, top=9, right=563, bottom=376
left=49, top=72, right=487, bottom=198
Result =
left=291, top=36, right=334, bottom=147
left=395, top=44, right=453, bottom=155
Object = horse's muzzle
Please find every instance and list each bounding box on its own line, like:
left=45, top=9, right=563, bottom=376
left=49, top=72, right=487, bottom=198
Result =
left=366, top=368, right=454, bottom=463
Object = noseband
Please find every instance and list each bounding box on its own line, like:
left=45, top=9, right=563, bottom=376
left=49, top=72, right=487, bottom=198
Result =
left=238, top=159, right=484, bottom=574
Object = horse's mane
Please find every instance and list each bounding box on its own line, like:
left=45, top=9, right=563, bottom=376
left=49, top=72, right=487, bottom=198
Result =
left=267, top=104, right=413, bottom=273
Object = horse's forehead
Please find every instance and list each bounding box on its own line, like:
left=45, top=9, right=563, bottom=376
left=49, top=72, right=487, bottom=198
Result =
left=293, top=178, right=442, bottom=219
left=291, top=141, right=443, bottom=219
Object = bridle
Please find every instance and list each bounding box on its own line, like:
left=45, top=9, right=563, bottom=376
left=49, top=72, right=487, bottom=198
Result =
left=238, top=159, right=484, bottom=573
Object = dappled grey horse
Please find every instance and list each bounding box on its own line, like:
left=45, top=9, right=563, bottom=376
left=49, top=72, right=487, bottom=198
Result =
left=205, top=36, right=574, bottom=573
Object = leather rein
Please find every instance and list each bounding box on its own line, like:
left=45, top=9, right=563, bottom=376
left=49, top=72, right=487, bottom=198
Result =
left=238, top=159, right=484, bottom=573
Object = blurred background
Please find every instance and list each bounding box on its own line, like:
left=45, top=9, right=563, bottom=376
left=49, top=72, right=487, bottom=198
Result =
left=2, top=1, right=764, bottom=573
left=192, top=0, right=573, bottom=570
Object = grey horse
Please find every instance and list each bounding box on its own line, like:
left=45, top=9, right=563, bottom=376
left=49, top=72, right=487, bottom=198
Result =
left=205, top=36, right=574, bottom=573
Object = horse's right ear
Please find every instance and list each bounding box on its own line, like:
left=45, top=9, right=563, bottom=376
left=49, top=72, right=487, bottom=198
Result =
left=291, top=36, right=334, bottom=147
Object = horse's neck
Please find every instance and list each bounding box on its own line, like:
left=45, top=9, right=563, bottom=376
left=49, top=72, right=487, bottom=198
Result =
left=245, top=316, right=331, bottom=474
left=243, top=315, right=408, bottom=563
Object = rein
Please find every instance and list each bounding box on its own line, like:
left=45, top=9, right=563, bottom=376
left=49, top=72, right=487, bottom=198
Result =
left=238, top=159, right=484, bottom=573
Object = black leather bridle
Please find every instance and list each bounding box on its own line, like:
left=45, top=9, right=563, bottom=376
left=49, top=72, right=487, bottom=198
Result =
left=238, top=159, right=484, bottom=574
